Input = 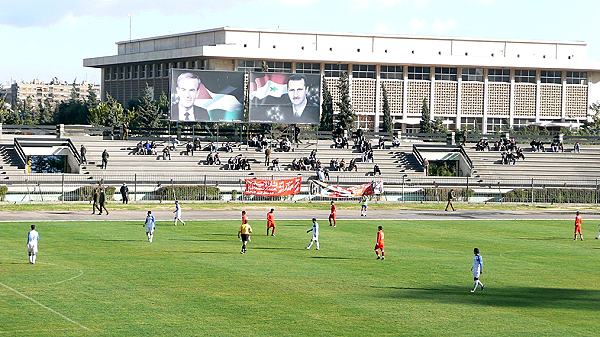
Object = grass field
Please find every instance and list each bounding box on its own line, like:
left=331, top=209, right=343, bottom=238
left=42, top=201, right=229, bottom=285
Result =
left=0, top=218, right=599, bottom=336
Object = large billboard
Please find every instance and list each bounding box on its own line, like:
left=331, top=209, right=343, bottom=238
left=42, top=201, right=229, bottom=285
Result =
left=170, top=69, right=244, bottom=122
left=249, top=72, right=321, bottom=124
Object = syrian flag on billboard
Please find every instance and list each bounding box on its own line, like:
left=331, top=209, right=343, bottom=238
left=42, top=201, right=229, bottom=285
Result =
left=249, top=73, right=288, bottom=100
left=194, top=83, right=243, bottom=118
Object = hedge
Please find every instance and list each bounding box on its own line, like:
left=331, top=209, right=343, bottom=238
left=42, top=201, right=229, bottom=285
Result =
left=0, top=185, right=7, bottom=201
left=61, top=186, right=117, bottom=201
left=151, top=185, right=220, bottom=201
left=504, top=188, right=599, bottom=204
left=423, top=187, right=474, bottom=201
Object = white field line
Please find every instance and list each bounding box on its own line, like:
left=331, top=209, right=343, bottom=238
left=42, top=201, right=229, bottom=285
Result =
left=0, top=327, right=81, bottom=335
left=0, top=282, right=91, bottom=332
left=48, top=270, right=84, bottom=286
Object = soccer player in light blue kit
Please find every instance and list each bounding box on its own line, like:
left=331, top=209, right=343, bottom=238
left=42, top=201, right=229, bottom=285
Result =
left=27, top=224, right=40, bottom=264
left=144, top=211, right=156, bottom=243
left=470, top=247, right=485, bottom=293
left=306, top=218, right=320, bottom=250
left=173, top=200, right=186, bottom=226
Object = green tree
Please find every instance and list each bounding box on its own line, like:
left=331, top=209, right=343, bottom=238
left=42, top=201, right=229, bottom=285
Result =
left=319, top=78, right=334, bottom=131
left=419, top=98, right=433, bottom=133
left=381, top=84, right=393, bottom=134
left=70, top=82, right=81, bottom=101
left=432, top=118, right=446, bottom=133
left=582, top=102, right=600, bottom=134
left=131, top=84, right=161, bottom=128
left=86, top=84, right=99, bottom=110
left=335, top=72, right=355, bottom=131
left=54, top=100, right=89, bottom=124
left=0, top=98, right=20, bottom=124
left=156, top=92, right=170, bottom=127
left=15, top=97, right=36, bottom=125
left=89, top=94, right=126, bottom=126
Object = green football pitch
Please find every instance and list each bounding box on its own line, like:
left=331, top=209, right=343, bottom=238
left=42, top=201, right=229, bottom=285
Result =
left=0, top=219, right=598, bottom=336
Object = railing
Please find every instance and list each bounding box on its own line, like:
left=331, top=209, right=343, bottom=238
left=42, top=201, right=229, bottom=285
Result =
left=12, top=138, right=27, bottom=168
left=3, top=173, right=600, bottom=204
left=2, top=124, right=57, bottom=136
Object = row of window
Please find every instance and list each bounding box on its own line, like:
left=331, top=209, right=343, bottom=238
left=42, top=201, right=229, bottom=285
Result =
left=104, top=60, right=588, bottom=85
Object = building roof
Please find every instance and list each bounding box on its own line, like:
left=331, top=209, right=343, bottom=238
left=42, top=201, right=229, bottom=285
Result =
left=84, top=26, right=600, bottom=71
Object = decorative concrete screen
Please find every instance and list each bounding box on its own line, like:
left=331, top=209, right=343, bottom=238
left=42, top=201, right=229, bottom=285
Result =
left=248, top=72, right=321, bottom=124
left=169, top=69, right=245, bottom=122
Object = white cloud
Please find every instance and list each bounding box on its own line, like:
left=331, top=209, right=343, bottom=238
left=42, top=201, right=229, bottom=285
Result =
left=373, top=22, right=391, bottom=34
left=279, top=0, right=318, bottom=6
left=379, top=0, right=403, bottom=7
left=477, top=0, right=496, bottom=5
left=408, top=18, right=426, bottom=33
left=431, top=19, right=456, bottom=34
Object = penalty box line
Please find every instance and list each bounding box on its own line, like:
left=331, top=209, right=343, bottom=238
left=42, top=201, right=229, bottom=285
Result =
left=0, top=282, right=91, bottom=332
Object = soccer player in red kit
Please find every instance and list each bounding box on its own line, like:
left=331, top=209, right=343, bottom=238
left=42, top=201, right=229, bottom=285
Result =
left=375, top=226, right=385, bottom=260
left=328, top=201, right=337, bottom=227
left=266, top=208, right=276, bottom=236
left=574, top=211, right=584, bottom=241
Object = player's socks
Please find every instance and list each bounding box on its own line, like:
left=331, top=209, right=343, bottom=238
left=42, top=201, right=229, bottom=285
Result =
left=32, top=255, right=36, bottom=264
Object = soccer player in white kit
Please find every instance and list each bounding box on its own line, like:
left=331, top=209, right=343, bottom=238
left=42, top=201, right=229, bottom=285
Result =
left=173, top=200, right=186, bottom=226
left=144, top=211, right=156, bottom=243
left=27, top=224, right=40, bottom=264
left=470, top=247, right=485, bottom=293
left=306, top=218, right=320, bottom=250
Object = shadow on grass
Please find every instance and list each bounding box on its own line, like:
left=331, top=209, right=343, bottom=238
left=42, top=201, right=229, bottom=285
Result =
left=371, top=285, right=600, bottom=311
left=310, top=256, right=357, bottom=260
left=99, top=239, right=139, bottom=242
left=207, top=233, right=237, bottom=237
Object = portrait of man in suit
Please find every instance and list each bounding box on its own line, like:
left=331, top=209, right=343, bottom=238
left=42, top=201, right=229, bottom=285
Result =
left=171, top=72, right=209, bottom=122
left=286, top=73, right=319, bottom=124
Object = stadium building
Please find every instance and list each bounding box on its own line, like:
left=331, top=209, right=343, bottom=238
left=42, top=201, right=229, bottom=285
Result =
left=83, top=27, right=600, bottom=133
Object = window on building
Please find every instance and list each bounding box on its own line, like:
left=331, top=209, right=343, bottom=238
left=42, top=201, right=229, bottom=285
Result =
left=460, top=117, right=482, bottom=131
left=118, top=66, right=124, bottom=80
left=408, top=66, right=431, bottom=80
left=154, top=64, right=161, bottom=78
left=266, top=61, right=292, bottom=73
left=380, top=65, right=404, bottom=80
left=514, top=69, right=536, bottom=83
left=352, top=64, right=376, bottom=79
left=112, top=67, right=118, bottom=80
left=540, top=71, right=561, bottom=84
left=104, top=68, right=110, bottom=81
left=488, top=68, right=510, bottom=82
left=125, top=66, right=131, bottom=79
left=486, top=118, right=509, bottom=132
left=162, top=63, right=170, bottom=77
left=513, top=118, right=535, bottom=129
left=147, top=64, right=154, bottom=78
left=236, top=60, right=261, bottom=72
left=140, top=64, right=146, bottom=78
left=566, top=71, right=587, bottom=85
left=132, top=65, right=139, bottom=79
left=461, top=68, right=483, bottom=82
left=434, top=67, right=457, bottom=81
left=295, top=63, right=321, bottom=74
left=324, top=63, right=349, bottom=77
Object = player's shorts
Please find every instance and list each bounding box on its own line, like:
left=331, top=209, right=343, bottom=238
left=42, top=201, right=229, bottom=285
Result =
left=27, top=243, right=38, bottom=254
left=146, top=228, right=155, bottom=235
left=574, top=226, right=582, bottom=234
left=374, top=243, right=384, bottom=250
left=473, top=270, right=481, bottom=279
left=329, top=213, right=336, bottom=220
left=241, top=234, right=250, bottom=242
left=267, top=222, right=275, bottom=228
left=311, top=235, right=319, bottom=241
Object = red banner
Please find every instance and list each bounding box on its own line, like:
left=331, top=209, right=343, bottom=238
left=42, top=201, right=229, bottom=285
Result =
left=244, top=176, right=302, bottom=196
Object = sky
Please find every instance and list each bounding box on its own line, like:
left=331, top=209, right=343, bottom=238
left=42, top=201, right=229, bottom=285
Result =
left=0, top=0, right=597, bottom=85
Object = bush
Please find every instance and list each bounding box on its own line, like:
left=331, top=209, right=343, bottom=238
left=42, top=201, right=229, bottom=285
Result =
left=423, top=187, right=474, bottom=201
left=61, top=186, right=116, bottom=201
left=0, top=185, right=7, bottom=201
left=504, top=188, right=599, bottom=203
left=153, top=185, right=220, bottom=201
left=230, top=189, right=238, bottom=201
left=428, top=161, right=456, bottom=177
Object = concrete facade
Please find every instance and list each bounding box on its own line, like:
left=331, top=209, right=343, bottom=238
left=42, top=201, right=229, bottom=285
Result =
left=83, top=27, right=600, bottom=133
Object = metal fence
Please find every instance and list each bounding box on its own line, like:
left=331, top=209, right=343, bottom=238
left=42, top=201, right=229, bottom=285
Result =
left=4, top=173, right=600, bottom=204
